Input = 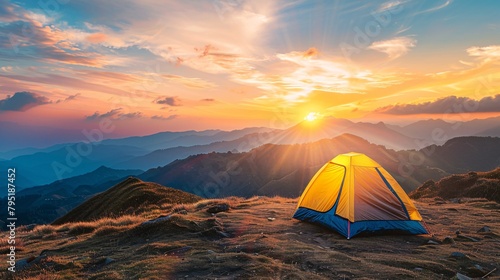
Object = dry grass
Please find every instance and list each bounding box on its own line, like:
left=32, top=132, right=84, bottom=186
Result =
left=411, top=168, right=500, bottom=202
left=33, top=225, right=57, bottom=235
left=93, top=215, right=144, bottom=227
left=2, top=197, right=499, bottom=279
left=93, top=226, right=125, bottom=237
left=16, top=215, right=147, bottom=241
left=0, top=237, right=26, bottom=254
left=194, top=196, right=240, bottom=210
left=67, top=222, right=97, bottom=235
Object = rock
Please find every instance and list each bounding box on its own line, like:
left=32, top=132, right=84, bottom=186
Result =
left=141, top=215, right=171, bottom=226
left=267, top=217, right=276, bottom=221
left=477, top=226, right=490, bottom=233
left=207, top=250, right=216, bottom=254
left=474, top=264, right=486, bottom=272
left=455, top=230, right=461, bottom=235
left=32, top=255, right=47, bottom=264
left=15, top=257, right=33, bottom=271
left=450, top=198, right=461, bottom=203
left=456, top=272, right=472, bottom=280
left=165, top=246, right=193, bottom=256
left=207, top=203, right=230, bottom=214
left=216, top=230, right=231, bottom=238
left=450, top=252, right=469, bottom=259
left=96, top=257, right=114, bottom=265
left=413, top=267, right=423, bottom=272
left=179, top=210, right=188, bottom=215
left=427, top=239, right=440, bottom=245
left=457, top=234, right=480, bottom=242
left=442, top=236, right=455, bottom=244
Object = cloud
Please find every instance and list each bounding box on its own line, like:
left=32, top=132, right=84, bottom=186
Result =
left=151, top=114, right=177, bottom=121
left=85, top=33, right=108, bottom=44
left=0, top=1, right=128, bottom=68
left=56, top=93, right=80, bottom=103
left=201, top=98, right=215, bottom=102
left=65, top=93, right=80, bottom=101
left=0, top=0, right=279, bottom=104
left=85, top=108, right=144, bottom=121
left=0, top=91, right=51, bottom=111
left=467, top=45, right=500, bottom=63
left=86, top=108, right=123, bottom=121
left=0, top=19, right=107, bottom=67
left=0, top=72, right=140, bottom=97
left=53, top=0, right=277, bottom=76
left=375, top=0, right=407, bottom=13
left=162, top=74, right=216, bottom=89
left=368, top=37, right=416, bottom=60
left=413, top=0, right=452, bottom=16
left=0, top=0, right=19, bottom=22
left=237, top=48, right=404, bottom=102
left=195, top=44, right=216, bottom=57
left=120, top=112, right=143, bottom=119
left=377, top=94, right=500, bottom=114
left=302, top=47, right=319, bottom=58
left=154, top=96, right=182, bottom=106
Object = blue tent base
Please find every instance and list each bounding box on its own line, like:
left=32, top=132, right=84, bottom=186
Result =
left=293, top=206, right=428, bottom=239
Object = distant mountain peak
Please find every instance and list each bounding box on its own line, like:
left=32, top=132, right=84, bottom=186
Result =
left=94, top=165, right=114, bottom=171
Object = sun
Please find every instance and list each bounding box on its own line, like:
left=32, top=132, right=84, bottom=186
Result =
left=304, top=112, right=320, bottom=122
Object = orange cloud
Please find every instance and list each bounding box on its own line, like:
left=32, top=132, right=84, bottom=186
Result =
left=376, top=94, right=500, bottom=115
left=162, top=74, right=216, bottom=89
left=86, top=33, right=108, bottom=44
left=303, top=47, right=319, bottom=58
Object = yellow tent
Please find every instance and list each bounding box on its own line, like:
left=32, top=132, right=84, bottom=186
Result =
left=293, top=152, right=428, bottom=238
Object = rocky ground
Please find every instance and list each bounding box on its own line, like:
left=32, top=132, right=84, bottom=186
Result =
left=1, top=196, right=499, bottom=279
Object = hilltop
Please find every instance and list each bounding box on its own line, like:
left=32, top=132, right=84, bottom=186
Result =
left=53, top=177, right=202, bottom=225
left=1, top=182, right=499, bottom=279
left=410, top=168, right=500, bottom=202
left=0, top=167, right=144, bottom=226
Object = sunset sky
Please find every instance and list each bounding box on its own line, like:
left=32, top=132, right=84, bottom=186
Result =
left=1, top=0, right=499, bottom=141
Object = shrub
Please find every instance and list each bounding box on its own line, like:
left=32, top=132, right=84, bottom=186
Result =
left=34, top=225, right=57, bottom=235
left=68, top=222, right=96, bottom=235
left=93, top=226, right=123, bottom=237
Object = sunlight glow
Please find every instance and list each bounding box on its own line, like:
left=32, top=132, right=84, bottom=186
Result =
left=304, top=112, right=320, bottom=122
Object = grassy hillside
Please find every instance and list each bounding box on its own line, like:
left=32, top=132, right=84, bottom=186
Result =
left=410, top=168, right=500, bottom=202
left=1, top=196, right=499, bottom=279
left=53, top=177, right=201, bottom=225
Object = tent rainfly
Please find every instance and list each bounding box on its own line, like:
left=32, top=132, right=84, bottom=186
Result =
left=293, top=152, right=428, bottom=239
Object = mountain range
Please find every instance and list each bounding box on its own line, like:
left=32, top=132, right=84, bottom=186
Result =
left=3, top=117, right=499, bottom=189
left=5, top=133, right=500, bottom=226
